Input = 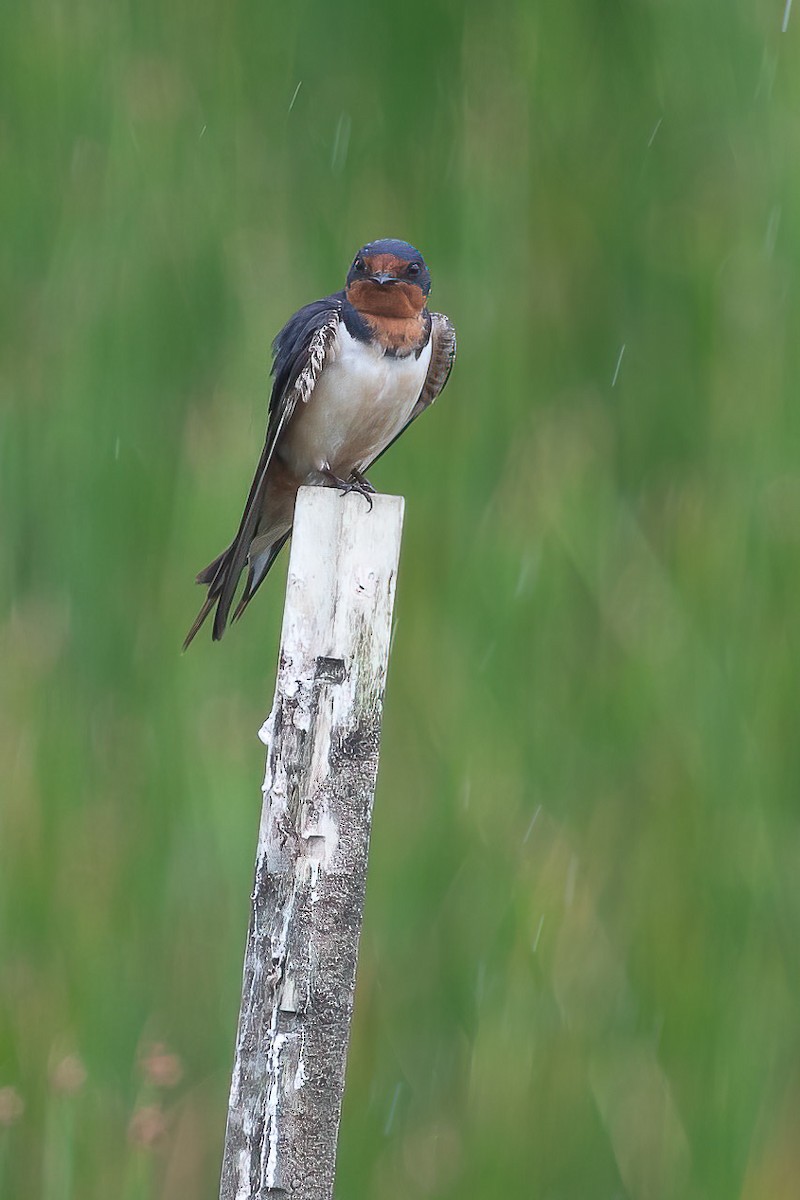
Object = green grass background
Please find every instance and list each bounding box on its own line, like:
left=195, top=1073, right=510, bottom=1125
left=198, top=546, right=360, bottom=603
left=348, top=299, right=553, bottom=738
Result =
left=2, top=1, right=799, bottom=1196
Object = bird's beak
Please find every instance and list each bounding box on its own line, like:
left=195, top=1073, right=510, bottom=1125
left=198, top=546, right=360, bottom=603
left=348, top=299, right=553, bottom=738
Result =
left=370, top=272, right=399, bottom=285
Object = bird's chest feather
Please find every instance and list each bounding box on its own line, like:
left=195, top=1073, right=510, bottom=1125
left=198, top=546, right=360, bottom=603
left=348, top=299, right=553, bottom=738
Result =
left=284, top=326, right=431, bottom=476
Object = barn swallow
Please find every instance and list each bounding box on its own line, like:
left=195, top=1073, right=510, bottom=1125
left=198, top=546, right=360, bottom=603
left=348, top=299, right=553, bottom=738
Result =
left=184, top=238, right=456, bottom=647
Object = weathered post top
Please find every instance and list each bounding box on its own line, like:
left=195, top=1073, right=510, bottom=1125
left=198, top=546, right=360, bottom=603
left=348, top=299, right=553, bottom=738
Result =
left=220, top=485, right=405, bottom=1200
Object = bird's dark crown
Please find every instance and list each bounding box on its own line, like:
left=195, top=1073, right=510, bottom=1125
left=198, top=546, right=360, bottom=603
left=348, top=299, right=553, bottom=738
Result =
left=346, top=238, right=431, bottom=295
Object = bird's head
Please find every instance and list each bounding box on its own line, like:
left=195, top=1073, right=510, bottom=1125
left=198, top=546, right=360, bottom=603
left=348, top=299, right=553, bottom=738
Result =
left=345, top=239, right=430, bottom=319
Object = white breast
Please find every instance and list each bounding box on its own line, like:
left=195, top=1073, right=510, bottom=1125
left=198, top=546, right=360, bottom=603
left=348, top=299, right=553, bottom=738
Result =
left=282, top=325, right=432, bottom=480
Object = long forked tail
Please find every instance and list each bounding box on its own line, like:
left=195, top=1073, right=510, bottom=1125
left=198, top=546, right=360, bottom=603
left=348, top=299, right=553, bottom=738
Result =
left=182, top=531, right=291, bottom=650
left=182, top=545, right=232, bottom=650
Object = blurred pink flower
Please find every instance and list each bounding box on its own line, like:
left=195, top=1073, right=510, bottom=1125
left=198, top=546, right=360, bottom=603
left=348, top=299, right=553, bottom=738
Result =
left=140, top=1042, right=183, bottom=1089
left=128, top=1104, right=167, bottom=1148
left=50, top=1054, right=87, bottom=1095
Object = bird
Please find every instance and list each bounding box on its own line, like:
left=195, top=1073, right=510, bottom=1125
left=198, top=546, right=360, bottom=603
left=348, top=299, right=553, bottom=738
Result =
left=184, top=238, right=456, bottom=648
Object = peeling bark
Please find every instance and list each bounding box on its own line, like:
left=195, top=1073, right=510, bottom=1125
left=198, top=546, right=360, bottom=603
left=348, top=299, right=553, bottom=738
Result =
left=220, top=487, right=405, bottom=1200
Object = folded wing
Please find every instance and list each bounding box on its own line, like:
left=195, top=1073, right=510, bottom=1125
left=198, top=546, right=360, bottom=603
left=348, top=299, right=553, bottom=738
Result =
left=183, top=301, right=342, bottom=648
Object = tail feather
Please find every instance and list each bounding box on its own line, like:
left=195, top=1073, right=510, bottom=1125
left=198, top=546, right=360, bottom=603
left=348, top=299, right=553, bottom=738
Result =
left=232, top=532, right=291, bottom=623
left=182, top=544, right=232, bottom=650
left=195, top=544, right=231, bottom=585
left=182, top=593, right=218, bottom=651
left=183, top=530, right=291, bottom=649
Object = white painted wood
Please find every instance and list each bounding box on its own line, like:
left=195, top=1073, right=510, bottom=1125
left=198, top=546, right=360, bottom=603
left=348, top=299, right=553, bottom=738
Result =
left=219, top=485, right=405, bottom=1200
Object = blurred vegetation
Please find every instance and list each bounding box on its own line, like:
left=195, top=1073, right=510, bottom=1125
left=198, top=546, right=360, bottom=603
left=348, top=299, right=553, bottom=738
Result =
left=2, top=1, right=799, bottom=1196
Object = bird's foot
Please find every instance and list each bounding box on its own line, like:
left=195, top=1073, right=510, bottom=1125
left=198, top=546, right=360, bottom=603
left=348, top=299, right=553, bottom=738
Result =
left=350, top=468, right=376, bottom=494
left=323, top=468, right=375, bottom=510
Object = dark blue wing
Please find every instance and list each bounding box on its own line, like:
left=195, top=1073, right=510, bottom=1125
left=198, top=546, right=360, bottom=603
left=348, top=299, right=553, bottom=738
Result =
left=184, top=294, right=343, bottom=647
left=270, top=292, right=344, bottom=421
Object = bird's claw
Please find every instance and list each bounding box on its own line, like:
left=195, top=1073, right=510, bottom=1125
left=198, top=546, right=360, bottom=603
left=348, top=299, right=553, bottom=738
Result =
left=350, top=469, right=376, bottom=495
left=323, top=468, right=375, bottom=510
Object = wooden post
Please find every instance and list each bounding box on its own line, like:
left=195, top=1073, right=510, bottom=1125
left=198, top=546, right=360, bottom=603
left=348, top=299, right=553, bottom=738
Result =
left=219, top=486, right=405, bottom=1200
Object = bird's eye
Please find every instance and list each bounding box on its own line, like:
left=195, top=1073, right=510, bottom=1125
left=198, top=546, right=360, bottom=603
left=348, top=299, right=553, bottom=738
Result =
left=354, top=257, right=366, bottom=272
left=407, top=262, right=421, bottom=277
